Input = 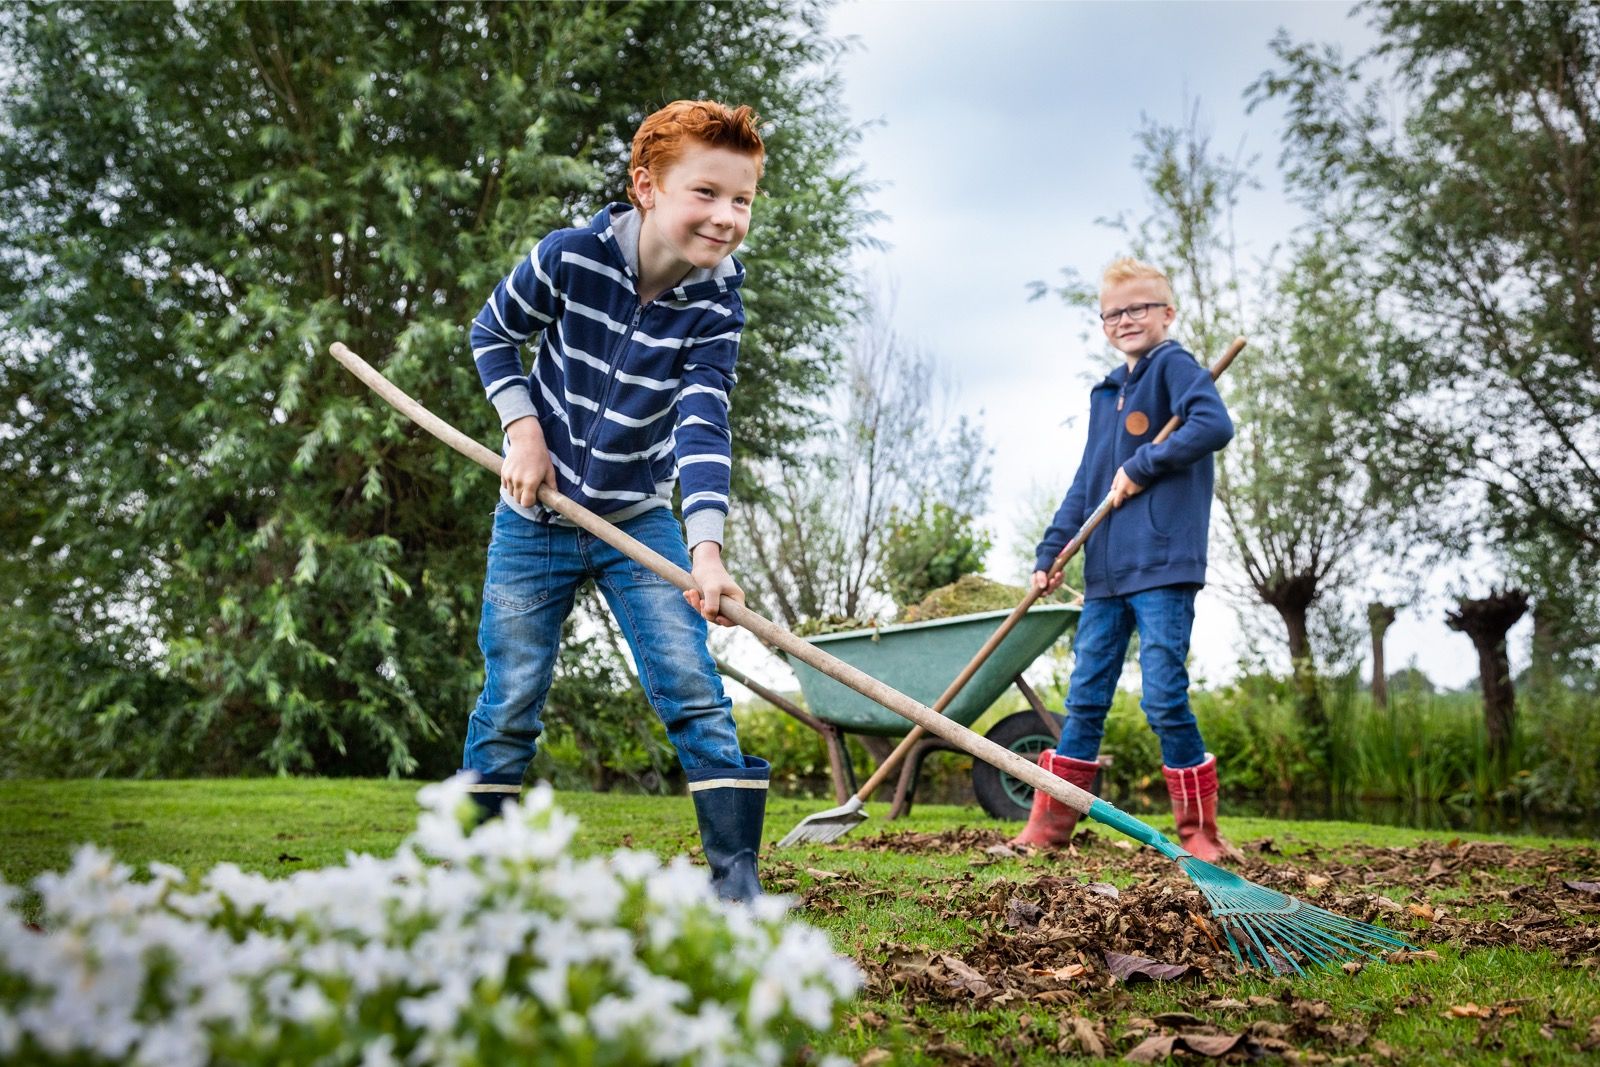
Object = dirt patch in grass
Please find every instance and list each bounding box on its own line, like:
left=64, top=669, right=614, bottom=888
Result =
left=775, top=828, right=1600, bottom=1064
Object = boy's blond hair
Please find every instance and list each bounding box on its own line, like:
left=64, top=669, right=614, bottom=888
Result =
left=1101, top=257, right=1175, bottom=305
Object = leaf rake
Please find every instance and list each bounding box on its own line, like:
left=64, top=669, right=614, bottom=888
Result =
left=1088, top=801, right=1415, bottom=973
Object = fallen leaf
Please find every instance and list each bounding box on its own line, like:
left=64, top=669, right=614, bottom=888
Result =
left=1565, top=880, right=1600, bottom=895
left=1304, top=873, right=1331, bottom=890
left=805, top=867, right=842, bottom=880
left=1124, top=1032, right=1260, bottom=1062
left=1103, top=950, right=1196, bottom=983
left=1387, top=949, right=1443, bottom=965
left=935, top=953, right=994, bottom=998
left=1446, top=1002, right=1490, bottom=1018
left=983, top=843, right=1021, bottom=859
left=1407, top=902, right=1437, bottom=921
left=1004, top=896, right=1042, bottom=930
left=1152, top=1011, right=1203, bottom=1026
left=1086, top=881, right=1120, bottom=899
left=1058, top=1015, right=1106, bottom=1056
left=857, top=1050, right=891, bottom=1067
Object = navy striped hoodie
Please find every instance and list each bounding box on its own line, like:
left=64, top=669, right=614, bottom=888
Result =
left=1036, top=340, right=1233, bottom=598
left=470, top=203, right=743, bottom=546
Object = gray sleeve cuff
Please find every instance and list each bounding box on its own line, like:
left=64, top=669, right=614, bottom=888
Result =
left=492, top=385, right=537, bottom=430
left=684, top=508, right=726, bottom=549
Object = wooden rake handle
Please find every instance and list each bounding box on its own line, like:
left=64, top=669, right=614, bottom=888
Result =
left=845, top=336, right=1247, bottom=804
left=327, top=341, right=1103, bottom=816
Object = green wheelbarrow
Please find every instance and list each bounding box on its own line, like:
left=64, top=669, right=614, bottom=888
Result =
left=776, top=604, right=1082, bottom=821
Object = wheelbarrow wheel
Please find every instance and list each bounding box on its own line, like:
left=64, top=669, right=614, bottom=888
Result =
left=971, top=710, right=1067, bottom=821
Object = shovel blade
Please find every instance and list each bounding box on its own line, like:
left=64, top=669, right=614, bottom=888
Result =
left=776, top=796, right=869, bottom=847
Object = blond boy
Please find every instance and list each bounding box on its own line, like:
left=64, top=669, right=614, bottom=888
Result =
left=1013, top=259, right=1235, bottom=861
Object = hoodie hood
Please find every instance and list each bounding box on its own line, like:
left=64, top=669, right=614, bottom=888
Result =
left=595, top=203, right=744, bottom=302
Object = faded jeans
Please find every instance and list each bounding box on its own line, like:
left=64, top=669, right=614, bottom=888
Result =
left=461, top=503, right=743, bottom=789
left=1055, top=585, right=1207, bottom=770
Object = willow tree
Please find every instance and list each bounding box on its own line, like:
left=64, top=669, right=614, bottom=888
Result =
left=0, top=1, right=871, bottom=776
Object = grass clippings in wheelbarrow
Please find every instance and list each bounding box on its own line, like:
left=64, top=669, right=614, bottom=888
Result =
left=789, top=576, right=1044, bottom=637
left=771, top=827, right=1600, bottom=1064
left=897, top=574, right=1037, bottom=623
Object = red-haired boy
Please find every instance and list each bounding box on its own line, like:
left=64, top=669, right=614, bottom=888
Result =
left=461, top=100, right=767, bottom=901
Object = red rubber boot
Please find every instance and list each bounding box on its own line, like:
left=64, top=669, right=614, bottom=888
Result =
left=1161, top=753, right=1233, bottom=863
left=1009, top=751, right=1100, bottom=848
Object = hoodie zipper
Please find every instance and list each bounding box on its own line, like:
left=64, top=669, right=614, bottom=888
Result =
left=574, top=302, right=645, bottom=496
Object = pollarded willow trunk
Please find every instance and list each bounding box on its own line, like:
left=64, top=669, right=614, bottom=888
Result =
left=1526, top=599, right=1560, bottom=699
left=1445, top=589, right=1529, bottom=773
left=1261, top=572, right=1325, bottom=740
left=1368, top=602, right=1398, bottom=709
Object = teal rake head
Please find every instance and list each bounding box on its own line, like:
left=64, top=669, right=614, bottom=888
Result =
left=1180, top=858, right=1413, bottom=974
left=1087, top=800, right=1415, bottom=975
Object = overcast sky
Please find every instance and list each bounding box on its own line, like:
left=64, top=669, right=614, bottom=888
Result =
left=773, top=0, right=1510, bottom=693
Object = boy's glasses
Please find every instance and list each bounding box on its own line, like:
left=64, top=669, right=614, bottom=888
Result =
left=1099, top=302, right=1167, bottom=325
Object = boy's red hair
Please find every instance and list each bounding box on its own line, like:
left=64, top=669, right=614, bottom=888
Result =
left=628, top=100, right=765, bottom=208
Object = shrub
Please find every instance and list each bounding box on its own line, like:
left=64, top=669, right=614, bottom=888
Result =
left=0, top=779, right=860, bottom=1066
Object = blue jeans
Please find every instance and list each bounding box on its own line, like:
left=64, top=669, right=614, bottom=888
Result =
left=1056, top=585, right=1207, bottom=769
left=461, top=504, right=744, bottom=787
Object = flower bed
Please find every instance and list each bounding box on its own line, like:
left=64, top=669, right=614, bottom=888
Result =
left=0, top=779, right=860, bottom=1066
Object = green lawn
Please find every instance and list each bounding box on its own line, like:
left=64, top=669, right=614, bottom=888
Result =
left=3, top=779, right=1597, bottom=1065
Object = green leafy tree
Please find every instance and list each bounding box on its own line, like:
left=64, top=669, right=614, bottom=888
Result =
left=1253, top=0, right=1600, bottom=672
left=876, top=500, right=992, bottom=611
left=0, top=1, right=871, bottom=777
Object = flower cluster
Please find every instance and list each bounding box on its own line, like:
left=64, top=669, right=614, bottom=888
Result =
left=0, top=778, right=860, bottom=1066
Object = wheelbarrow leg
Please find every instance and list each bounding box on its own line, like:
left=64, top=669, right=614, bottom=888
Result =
left=821, top=723, right=855, bottom=805
left=1014, top=675, right=1063, bottom=742
left=888, top=736, right=959, bottom=819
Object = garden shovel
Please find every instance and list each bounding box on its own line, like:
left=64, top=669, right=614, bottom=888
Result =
left=327, top=338, right=1411, bottom=974
left=776, top=337, right=1247, bottom=846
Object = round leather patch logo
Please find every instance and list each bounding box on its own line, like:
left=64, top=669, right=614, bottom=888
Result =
left=1124, top=410, right=1150, bottom=436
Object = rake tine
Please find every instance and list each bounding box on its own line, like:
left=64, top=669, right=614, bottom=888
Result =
left=1240, top=913, right=1304, bottom=976
left=1253, top=904, right=1345, bottom=962
left=1300, top=901, right=1410, bottom=952
left=1256, top=906, right=1339, bottom=971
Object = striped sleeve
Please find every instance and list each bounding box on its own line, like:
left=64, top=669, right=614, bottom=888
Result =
left=470, top=235, right=564, bottom=429
left=674, top=305, right=742, bottom=548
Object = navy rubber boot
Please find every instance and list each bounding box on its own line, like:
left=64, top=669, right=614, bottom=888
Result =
left=687, top=755, right=770, bottom=902
left=462, top=771, right=522, bottom=824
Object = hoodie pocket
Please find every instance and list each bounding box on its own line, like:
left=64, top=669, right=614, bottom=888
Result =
left=1120, top=494, right=1171, bottom=571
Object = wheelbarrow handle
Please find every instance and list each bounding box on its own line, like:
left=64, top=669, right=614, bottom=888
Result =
left=842, top=336, right=1247, bottom=805
left=326, top=341, right=1103, bottom=815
